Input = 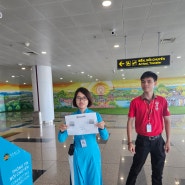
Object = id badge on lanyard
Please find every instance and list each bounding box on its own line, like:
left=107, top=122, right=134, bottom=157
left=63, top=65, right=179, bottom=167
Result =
left=145, top=100, right=154, bottom=133
left=80, top=139, right=87, bottom=148
left=146, top=123, right=152, bottom=132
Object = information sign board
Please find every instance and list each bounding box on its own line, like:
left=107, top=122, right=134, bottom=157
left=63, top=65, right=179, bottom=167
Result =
left=117, top=55, right=170, bottom=69
left=0, top=137, right=33, bottom=185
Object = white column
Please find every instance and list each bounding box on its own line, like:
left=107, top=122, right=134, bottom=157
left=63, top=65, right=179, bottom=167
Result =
left=31, top=65, right=54, bottom=124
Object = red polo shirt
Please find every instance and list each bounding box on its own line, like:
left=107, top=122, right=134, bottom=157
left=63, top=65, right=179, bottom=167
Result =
left=128, top=95, right=170, bottom=136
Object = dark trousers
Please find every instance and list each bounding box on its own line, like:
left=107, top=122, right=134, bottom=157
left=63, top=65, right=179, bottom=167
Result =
left=126, top=135, right=166, bottom=185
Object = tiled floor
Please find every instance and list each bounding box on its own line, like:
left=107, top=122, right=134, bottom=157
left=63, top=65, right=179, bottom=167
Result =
left=1, top=112, right=185, bottom=185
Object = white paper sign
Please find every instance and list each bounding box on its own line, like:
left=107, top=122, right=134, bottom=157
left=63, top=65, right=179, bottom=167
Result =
left=65, top=113, right=98, bottom=135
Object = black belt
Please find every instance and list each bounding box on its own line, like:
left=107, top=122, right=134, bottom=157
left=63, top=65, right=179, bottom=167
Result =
left=137, top=134, right=161, bottom=141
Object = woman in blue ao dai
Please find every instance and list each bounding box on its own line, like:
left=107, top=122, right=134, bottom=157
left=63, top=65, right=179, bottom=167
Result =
left=58, top=87, right=109, bottom=185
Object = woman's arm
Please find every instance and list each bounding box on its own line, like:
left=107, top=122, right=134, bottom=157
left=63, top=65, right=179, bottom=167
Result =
left=58, top=123, right=68, bottom=143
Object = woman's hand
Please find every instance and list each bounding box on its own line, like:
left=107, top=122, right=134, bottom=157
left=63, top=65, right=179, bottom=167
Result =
left=59, top=123, right=68, bottom=132
left=95, top=121, right=105, bottom=129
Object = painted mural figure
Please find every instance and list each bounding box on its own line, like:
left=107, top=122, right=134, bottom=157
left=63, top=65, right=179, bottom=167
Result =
left=58, top=87, right=109, bottom=185
left=125, top=71, right=171, bottom=185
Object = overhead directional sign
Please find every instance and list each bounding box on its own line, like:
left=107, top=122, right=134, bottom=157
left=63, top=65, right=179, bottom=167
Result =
left=117, top=55, right=170, bottom=69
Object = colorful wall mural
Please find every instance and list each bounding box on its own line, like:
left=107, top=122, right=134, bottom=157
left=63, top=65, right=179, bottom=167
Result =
left=0, top=84, right=33, bottom=112
left=53, top=78, right=185, bottom=109
left=0, top=77, right=185, bottom=113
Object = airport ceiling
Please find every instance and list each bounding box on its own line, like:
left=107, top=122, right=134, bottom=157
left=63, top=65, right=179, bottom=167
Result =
left=0, top=0, right=185, bottom=85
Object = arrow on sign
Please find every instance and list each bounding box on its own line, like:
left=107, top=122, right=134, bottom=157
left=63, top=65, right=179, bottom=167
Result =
left=119, top=61, right=125, bottom=67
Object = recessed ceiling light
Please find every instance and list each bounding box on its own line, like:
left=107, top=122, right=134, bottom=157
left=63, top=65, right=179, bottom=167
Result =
left=60, top=77, right=63, bottom=80
left=177, top=56, right=181, bottom=59
left=114, top=44, right=119, bottom=48
left=21, top=67, right=26, bottom=70
left=25, top=42, right=30, bottom=47
left=41, top=51, right=47, bottom=54
left=11, top=75, right=15, bottom=78
left=67, top=64, right=71, bottom=67
left=81, top=71, right=84, bottom=74
left=23, top=83, right=26, bottom=85
left=70, top=80, right=73, bottom=82
left=5, top=80, right=8, bottom=83
left=102, top=0, right=112, bottom=7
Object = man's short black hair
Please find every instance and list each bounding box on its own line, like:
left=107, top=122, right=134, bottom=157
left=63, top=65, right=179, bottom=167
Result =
left=140, top=71, right=158, bottom=81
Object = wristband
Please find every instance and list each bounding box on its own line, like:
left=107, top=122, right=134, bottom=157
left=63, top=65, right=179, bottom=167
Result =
left=127, top=142, right=133, bottom=145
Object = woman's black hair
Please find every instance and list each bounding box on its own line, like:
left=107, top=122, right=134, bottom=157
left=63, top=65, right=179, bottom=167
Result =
left=140, top=71, right=158, bottom=81
left=73, top=87, right=93, bottom=107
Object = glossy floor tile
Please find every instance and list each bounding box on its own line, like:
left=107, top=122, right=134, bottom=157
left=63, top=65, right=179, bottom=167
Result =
left=0, top=112, right=185, bottom=185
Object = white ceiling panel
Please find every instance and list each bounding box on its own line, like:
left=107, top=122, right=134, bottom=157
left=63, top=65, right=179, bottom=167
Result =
left=62, top=0, right=93, bottom=16
left=33, top=2, right=68, bottom=18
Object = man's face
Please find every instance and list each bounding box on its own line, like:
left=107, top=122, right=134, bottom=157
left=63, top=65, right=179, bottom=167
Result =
left=141, top=77, right=157, bottom=93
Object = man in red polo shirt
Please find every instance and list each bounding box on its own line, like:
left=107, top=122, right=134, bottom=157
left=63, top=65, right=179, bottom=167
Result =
left=125, top=71, right=171, bottom=185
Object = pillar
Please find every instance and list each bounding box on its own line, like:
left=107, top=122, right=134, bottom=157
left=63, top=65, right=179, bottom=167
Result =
left=31, top=65, right=54, bottom=124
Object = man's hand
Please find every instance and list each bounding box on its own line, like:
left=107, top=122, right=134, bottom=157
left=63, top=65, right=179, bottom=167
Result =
left=164, top=141, right=170, bottom=153
left=128, top=142, right=136, bottom=154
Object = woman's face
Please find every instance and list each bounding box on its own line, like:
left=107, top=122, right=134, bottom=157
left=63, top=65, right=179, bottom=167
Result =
left=76, top=92, right=88, bottom=111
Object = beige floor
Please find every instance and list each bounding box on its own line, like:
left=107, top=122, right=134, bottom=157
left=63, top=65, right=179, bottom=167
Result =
left=1, top=112, right=185, bottom=185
